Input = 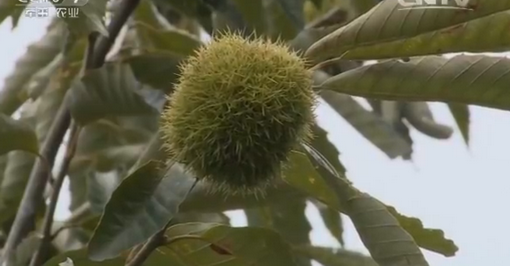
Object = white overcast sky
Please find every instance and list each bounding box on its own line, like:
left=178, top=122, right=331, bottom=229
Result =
left=1, top=13, right=510, bottom=266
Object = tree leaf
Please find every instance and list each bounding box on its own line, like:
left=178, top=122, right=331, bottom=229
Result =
left=67, top=63, right=157, bottom=125
left=313, top=200, right=344, bottom=246
left=310, top=123, right=346, bottom=175
left=265, top=0, right=305, bottom=41
left=14, top=234, right=42, bottom=266
left=58, top=0, right=108, bottom=36
left=87, top=161, right=196, bottom=261
left=134, top=22, right=202, bottom=55
left=295, top=245, right=377, bottom=266
left=402, top=102, right=453, bottom=140
left=0, top=114, right=38, bottom=156
left=447, top=103, right=470, bottom=145
left=0, top=19, right=65, bottom=115
left=300, top=144, right=429, bottom=266
left=162, top=222, right=299, bottom=266
left=305, top=0, right=510, bottom=62
left=230, top=0, right=267, bottom=34
left=125, top=52, right=183, bottom=91
left=320, top=90, right=412, bottom=159
left=318, top=55, right=510, bottom=111
left=331, top=10, right=510, bottom=60
left=387, top=206, right=459, bottom=257
left=0, top=0, right=24, bottom=27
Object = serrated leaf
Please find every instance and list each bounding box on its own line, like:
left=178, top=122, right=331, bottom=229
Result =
left=387, top=206, right=459, bottom=257
left=0, top=114, right=38, bottom=156
left=319, top=55, right=510, bottom=111
left=296, top=245, right=377, bottom=266
left=86, top=172, right=121, bottom=214
left=87, top=161, right=196, bottom=261
left=162, top=222, right=299, bottom=266
left=336, top=11, right=510, bottom=60
left=0, top=19, right=65, bottom=115
left=300, top=144, right=429, bottom=266
left=305, top=0, right=510, bottom=62
left=125, top=52, right=183, bottom=91
left=448, top=103, right=470, bottom=145
left=320, top=90, right=412, bottom=159
left=67, top=63, right=157, bottom=125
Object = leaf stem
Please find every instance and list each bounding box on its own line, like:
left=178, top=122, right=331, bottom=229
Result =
left=29, top=123, right=81, bottom=266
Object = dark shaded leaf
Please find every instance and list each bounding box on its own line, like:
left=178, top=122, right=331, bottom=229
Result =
left=320, top=90, right=412, bottom=159
left=87, top=161, right=196, bottom=261
left=295, top=245, right=377, bottom=266
left=125, top=53, right=183, bottom=91
left=319, top=55, right=510, bottom=111
left=135, top=22, right=202, bottom=55
left=0, top=0, right=24, bottom=27
left=162, top=222, right=299, bottom=266
left=447, top=103, right=470, bottom=145
left=57, top=0, right=108, bottom=36
left=314, top=200, right=344, bottom=246
left=402, top=102, right=453, bottom=140
left=230, top=0, right=267, bottom=34
left=14, top=234, right=42, bottom=266
left=67, top=63, right=157, bottom=125
left=265, top=0, right=305, bottom=41
left=310, top=123, right=346, bottom=175
left=0, top=114, right=38, bottom=156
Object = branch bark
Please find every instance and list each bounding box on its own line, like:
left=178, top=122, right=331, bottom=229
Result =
left=29, top=123, right=80, bottom=266
left=0, top=0, right=142, bottom=265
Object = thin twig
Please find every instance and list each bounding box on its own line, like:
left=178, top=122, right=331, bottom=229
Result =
left=29, top=123, right=81, bottom=266
left=0, top=0, right=142, bottom=264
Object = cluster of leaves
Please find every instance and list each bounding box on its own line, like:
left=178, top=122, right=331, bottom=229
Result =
left=2, top=0, right=509, bottom=265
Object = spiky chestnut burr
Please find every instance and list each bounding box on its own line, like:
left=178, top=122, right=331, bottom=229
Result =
left=160, top=32, right=316, bottom=194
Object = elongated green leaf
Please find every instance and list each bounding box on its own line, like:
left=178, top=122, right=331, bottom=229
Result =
left=14, top=234, right=42, bottom=266
left=448, top=103, right=470, bottom=145
left=135, top=22, right=202, bottom=55
left=310, top=123, right=346, bottom=175
left=387, top=206, right=458, bottom=257
left=265, top=0, right=304, bottom=40
left=300, top=144, right=429, bottom=266
left=162, top=222, right=299, bottom=266
left=319, top=55, right=510, bottom=111
left=0, top=19, right=65, bottom=115
left=314, top=200, right=344, bottom=246
left=0, top=151, right=35, bottom=223
left=86, top=172, right=121, bottom=214
left=337, top=11, right=510, bottom=60
left=68, top=63, right=157, bottom=125
left=305, top=0, right=510, bottom=62
left=87, top=161, right=196, bottom=261
left=125, top=52, right=183, bottom=91
left=402, top=102, right=453, bottom=139
left=295, top=245, right=377, bottom=266
left=230, top=0, right=267, bottom=34
left=320, top=90, right=412, bottom=159
left=0, top=114, right=38, bottom=156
